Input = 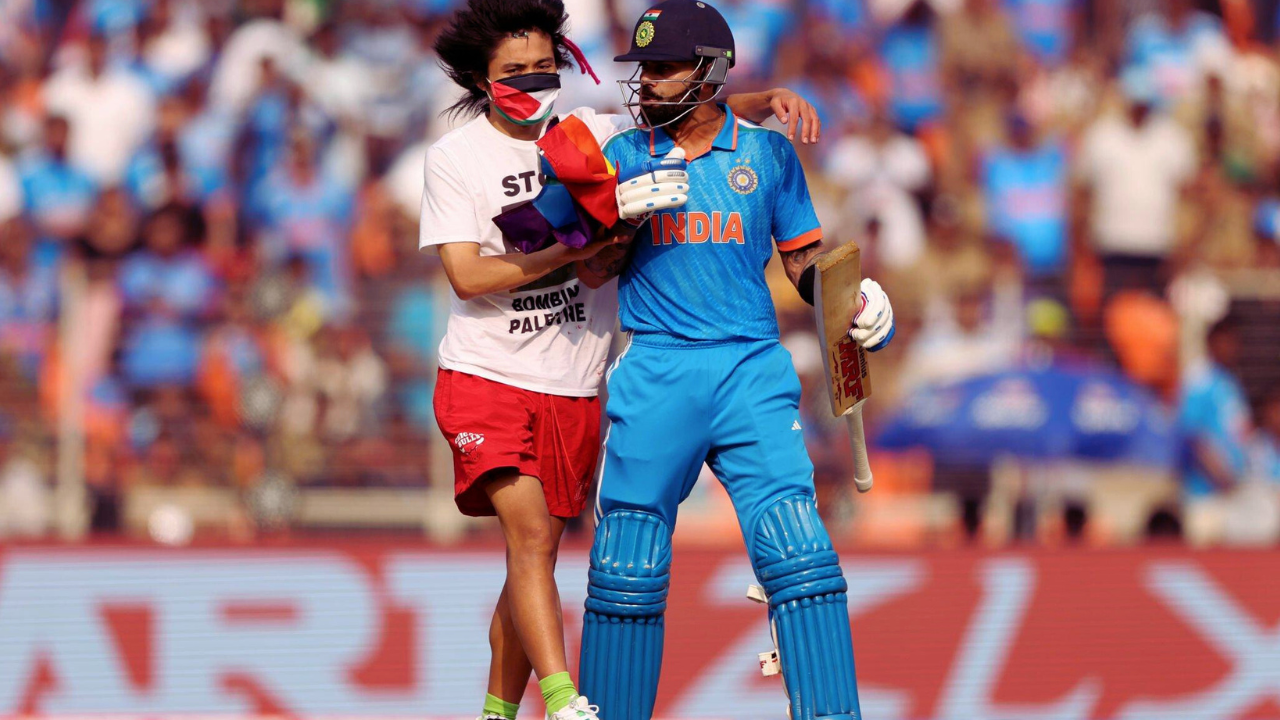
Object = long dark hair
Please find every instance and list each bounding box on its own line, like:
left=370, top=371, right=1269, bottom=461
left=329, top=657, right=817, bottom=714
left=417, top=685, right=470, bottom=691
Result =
left=434, top=0, right=574, bottom=120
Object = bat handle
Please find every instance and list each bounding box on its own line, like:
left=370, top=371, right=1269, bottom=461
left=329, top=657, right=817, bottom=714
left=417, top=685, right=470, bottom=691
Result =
left=846, top=406, right=873, bottom=493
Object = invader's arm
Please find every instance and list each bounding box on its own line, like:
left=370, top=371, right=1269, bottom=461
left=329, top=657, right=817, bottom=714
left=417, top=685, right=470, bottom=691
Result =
left=577, top=222, right=639, bottom=289
left=727, top=88, right=822, bottom=144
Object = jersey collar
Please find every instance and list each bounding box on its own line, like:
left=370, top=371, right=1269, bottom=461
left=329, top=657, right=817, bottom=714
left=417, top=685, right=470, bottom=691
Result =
left=648, top=104, right=739, bottom=161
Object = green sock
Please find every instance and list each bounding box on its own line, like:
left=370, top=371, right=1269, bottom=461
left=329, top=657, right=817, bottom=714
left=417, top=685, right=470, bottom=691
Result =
left=483, top=693, right=520, bottom=719
left=538, top=672, right=577, bottom=714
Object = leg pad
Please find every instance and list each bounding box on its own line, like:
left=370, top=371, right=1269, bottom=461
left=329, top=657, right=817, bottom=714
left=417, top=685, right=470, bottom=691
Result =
left=579, top=511, right=672, bottom=720
left=752, top=495, right=862, bottom=720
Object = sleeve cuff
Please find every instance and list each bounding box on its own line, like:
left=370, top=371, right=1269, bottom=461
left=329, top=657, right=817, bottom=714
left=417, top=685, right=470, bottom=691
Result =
left=419, top=236, right=482, bottom=254
left=776, top=227, right=823, bottom=253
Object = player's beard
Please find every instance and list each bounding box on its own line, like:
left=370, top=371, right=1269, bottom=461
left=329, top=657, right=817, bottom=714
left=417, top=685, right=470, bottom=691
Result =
left=639, top=88, right=700, bottom=129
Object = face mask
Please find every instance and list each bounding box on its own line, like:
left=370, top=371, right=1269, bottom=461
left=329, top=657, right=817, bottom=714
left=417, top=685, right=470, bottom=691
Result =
left=488, top=72, right=561, bottom=126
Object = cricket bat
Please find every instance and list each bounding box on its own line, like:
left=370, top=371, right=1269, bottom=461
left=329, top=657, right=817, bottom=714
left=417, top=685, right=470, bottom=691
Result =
left=813, top=242, right=873, bottom=493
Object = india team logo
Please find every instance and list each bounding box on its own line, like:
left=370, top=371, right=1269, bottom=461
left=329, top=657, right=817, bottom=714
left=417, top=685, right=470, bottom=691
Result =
left=636, top=20, right=656, bottom=47
left=728, top=164, right=758, bottom=195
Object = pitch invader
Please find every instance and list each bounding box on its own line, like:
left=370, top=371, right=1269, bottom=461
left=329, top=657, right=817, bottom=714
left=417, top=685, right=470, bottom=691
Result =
left=420, top=2, right=825, bottom=719
left=576, top=1, right=896, bottom=718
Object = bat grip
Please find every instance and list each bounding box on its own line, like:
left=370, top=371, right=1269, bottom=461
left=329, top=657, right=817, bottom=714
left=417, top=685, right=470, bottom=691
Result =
left=846, top=406, right=873, bottom=493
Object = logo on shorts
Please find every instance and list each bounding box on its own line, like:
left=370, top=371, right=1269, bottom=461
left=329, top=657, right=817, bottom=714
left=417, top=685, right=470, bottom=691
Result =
left=791, top=420, right=803, bottom=431
left=728, top=164, right=758, bottom=195
left=454, top=432, right=485, bottom=455
left=636, top=20, right=656, bottom=47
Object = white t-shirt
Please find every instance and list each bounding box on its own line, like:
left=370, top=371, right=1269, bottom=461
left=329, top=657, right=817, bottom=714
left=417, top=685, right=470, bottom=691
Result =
left=825, top=133, right=931, bottom=270
left=0, top=154, right=21, bottom=225
left=209, top=19, right=309, bottom=114
left=43, top=65, right=157, bottom=185
left=1078, top=113, right=1196, bottom=257
left=419, top=108, right=631, bottom=397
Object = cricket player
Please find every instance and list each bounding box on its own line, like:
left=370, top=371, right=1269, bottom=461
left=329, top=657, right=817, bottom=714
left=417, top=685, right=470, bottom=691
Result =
left=421, top=2, right=822, bottom=718
left=575, top=2, right=896, bottom=718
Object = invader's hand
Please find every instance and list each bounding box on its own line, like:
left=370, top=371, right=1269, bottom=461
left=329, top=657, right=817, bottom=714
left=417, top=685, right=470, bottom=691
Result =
left=768, top=89, right=821, bottom=145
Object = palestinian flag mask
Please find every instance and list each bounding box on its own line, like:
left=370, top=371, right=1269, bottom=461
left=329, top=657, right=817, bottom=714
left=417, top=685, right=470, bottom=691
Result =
left=489, top=72, right=561, bottom=126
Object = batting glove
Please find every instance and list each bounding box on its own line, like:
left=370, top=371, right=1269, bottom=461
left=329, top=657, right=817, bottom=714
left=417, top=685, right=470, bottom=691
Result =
left=851, top=278, right=895, bottom=352
left=616, top=147, right=688, bottom=224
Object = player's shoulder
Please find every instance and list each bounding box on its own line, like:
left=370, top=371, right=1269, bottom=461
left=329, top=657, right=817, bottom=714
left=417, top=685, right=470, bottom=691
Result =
left=734, top=116, right=800, bottom=169
left=599, top=125, right=648, bottom=157
left=734, top=116, right=793, bottom=150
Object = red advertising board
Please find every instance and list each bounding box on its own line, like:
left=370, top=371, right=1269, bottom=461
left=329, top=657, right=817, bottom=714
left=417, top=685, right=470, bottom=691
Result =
left=0, top=543, right=1277, bottom=719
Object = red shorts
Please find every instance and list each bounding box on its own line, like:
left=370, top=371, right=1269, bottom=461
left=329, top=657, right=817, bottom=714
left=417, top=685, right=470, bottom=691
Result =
left=433, top=368, right=601, bottom=518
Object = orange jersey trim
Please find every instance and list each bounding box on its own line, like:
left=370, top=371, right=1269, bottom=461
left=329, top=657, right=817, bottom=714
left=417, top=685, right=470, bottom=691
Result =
left=776, top=227, right=823, bottom=253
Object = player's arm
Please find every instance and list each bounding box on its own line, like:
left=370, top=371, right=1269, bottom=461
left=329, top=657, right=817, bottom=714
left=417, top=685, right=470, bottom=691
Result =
left=781, top=239, right=826, bottom=303
left=439, top=239, right=618, bottom=301
left=771, top=136, right=893, bottom=350
left=784, top=238, right=894, bottom=351
left=726, top=88, right=822, bottom=144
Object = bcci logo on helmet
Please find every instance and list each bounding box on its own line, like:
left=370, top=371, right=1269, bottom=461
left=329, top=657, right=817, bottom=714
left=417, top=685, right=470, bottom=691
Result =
left=636, top=20, right=656, bottom=47
left=728, top=165, right=758, bottom=195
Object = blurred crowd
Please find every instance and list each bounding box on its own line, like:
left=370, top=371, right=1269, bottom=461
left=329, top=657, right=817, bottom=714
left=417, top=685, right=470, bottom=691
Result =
left=0, top=0, right=1279, bottom=545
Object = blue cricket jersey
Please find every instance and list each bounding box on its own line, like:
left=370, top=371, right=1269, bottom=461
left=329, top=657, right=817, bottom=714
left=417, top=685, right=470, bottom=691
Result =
left=981, top=141, right=1069, bottom=275
left=602, top=106, right=822, bottom=343
left=1178, top=361, right=1252, bottom=497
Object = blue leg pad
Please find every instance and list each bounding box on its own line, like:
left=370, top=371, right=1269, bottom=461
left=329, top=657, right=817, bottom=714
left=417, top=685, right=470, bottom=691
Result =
left=752, top=495, right=862, bottom=720
left=579, top=511, right=672, bottom=720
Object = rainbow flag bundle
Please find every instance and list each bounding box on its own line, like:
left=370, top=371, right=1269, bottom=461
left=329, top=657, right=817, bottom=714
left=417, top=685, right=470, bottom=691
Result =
left=491, top=116, right=620, bottom=254
left=493, top=174, right=594, bottom=254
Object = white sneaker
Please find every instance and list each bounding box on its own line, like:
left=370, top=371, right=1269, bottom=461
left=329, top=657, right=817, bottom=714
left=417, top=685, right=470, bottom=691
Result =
left=547, top=695, right=600, bottom=720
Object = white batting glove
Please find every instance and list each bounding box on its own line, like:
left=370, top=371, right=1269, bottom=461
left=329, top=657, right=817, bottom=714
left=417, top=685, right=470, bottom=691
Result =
left=616, top=147, right=689, bottom=224
left=850, top=278, right=895, bottom=352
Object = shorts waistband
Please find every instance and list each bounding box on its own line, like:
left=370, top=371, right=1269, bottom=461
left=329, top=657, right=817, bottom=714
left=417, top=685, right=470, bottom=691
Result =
left=628, top=332, right=771, bottom=349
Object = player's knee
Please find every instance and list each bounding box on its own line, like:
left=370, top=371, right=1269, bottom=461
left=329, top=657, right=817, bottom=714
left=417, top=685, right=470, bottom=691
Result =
left=503, top=516, right=559, bottom=566
left=585, top=510, right=672, bottom=617
left=750, top=494, right=847, bottom=606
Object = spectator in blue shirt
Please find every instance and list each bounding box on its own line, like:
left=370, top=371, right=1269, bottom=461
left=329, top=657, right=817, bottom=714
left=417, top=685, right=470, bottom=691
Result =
left=716, top=0, right=796, bottom=82
left=125, top=95, right=230, bottom=213
left=1250, top=387, right=1280, bottom=484
left=176, top=76, right=239, bottom=198
left=120, top=203, right=218, bottom=322
left=241, top=58, right=296, bottom=204
left=880, top=2, right=944, bottom=132
left=85, top=0, right=147, bottom=38
left=1255, top=194, right=1280, bottom=243
left=18, top=115, right=98, bottom=268
left=258, top=128, right=355, bottom=320
left=981, top=112, right=1069, bottom=281
left=785, top=47, right=870, bottom=136
left=1124, top=0, right=1231, bottom=104
left=1178, top=316, right=1253, bottom=497
left=0, top=216, right=58, bottom=379
left=808, top=0, right=869, bottom=39
left=126, top=139, right=227, bottom=213
left=119, top=203, right=218, bottom=388
left=1002, top=0, right=1078, bottom=67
